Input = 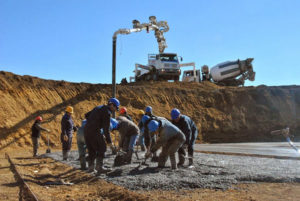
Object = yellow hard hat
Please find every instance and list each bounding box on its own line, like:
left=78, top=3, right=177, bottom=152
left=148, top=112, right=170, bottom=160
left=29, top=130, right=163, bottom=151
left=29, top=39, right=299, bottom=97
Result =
left=138, top=110, right=145, bottom=115
left=65, top=106, right=74, bottom=114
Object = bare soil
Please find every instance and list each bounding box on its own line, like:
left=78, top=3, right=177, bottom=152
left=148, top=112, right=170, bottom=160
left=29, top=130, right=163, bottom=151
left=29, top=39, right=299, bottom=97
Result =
left=1, top=71, right=300, bottom=200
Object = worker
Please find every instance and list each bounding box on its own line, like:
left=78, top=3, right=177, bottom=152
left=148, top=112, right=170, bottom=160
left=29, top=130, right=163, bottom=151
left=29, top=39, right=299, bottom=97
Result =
left=61, top=106, right=77, bottom=161
left=31, top=116, right=50, bottom=157
left=137, top=110, right=146, bottom=151
left=145, top=106, right=154, bottom=117
left=84, top=97, right=120, bottom=174
left=145, top=118, right=186, bottom=170
left=76, top=114, right=88, bottom=170
left=142, top=114, right=159, bottom=161
left=115, top=116, right=140, bottom=164
left=171, top=108, right=198, bottom=167
left=119, top=107, right=133, bottom=121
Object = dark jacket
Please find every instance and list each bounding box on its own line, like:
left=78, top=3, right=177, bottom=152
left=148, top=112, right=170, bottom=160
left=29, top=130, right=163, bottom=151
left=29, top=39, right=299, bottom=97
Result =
left=172, top=115, right=197, bottom=145
left=84, top=105, right=112, bottom=144
left=61, top=113, right=74, bottom=137
left=31, top=121, right=48, bottom=138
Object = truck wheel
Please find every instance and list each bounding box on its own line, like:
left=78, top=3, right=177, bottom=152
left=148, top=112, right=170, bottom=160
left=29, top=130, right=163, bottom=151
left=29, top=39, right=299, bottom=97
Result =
left=152, top=74, right=158, bottom=81
left=174, top=76, right=179, bottom=82
left=145, top=74, right=151, bottom=81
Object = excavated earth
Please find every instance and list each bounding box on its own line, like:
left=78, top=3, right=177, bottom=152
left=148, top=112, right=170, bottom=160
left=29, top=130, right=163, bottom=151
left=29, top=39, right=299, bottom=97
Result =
left=1, top=71, right=300, bottom=200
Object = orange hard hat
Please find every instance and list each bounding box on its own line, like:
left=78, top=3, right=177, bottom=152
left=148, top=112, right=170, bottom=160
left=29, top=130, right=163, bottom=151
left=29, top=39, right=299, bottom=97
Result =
left=119, top=107, right=127, bottom=114
left=36, top=116, right=42, bottom=121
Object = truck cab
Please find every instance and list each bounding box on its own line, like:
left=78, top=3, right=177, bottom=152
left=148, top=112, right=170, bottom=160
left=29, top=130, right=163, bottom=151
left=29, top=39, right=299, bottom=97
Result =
left=135, top=53, right=181, bottom=81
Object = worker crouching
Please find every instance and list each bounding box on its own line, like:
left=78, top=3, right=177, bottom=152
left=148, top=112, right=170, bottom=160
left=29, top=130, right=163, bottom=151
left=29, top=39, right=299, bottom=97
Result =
left=146, top=118, right=186, bottom=170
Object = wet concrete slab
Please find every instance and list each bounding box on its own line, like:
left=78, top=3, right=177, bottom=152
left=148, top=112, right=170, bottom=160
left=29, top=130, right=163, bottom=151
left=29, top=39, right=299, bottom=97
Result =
left=194, top=142, right=300, bottom=159
left=44, top=142, right=300, bottom=191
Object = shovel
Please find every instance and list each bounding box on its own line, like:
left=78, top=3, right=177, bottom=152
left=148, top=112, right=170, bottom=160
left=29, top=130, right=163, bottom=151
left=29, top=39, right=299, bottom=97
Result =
left=46, top=132, right=51, bottom=153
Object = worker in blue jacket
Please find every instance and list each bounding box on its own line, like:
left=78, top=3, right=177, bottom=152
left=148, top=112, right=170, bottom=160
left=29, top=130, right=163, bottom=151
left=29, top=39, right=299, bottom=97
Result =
left=171, top=108, right=198, bottom=167
left=84, top=98, right=120, bottom=175
left=61, top=106, right=77, bottom=161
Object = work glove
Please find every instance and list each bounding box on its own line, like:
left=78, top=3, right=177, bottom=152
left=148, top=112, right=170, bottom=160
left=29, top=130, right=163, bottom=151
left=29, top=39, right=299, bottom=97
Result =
left=47, top=129, right=51, bottom=133
left=63, top=135, right=68, bottom=141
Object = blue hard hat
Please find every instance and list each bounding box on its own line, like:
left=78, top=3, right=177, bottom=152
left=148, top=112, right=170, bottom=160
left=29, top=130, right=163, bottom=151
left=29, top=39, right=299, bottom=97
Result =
left=171, top=108, right=181, bottom=120
left=142, top=115, right=150, bottom=124
left=148, top=120, right=159, bottom=132
left=145, top=106, right=152, bottom=113
left=108, top=98, right=120, bottom=110
left=110, top=118, right=119, bottom=130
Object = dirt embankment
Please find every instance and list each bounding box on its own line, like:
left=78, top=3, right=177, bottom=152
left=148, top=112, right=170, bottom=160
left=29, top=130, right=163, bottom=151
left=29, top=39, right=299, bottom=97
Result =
left=0, top=71, right=299, bottom=150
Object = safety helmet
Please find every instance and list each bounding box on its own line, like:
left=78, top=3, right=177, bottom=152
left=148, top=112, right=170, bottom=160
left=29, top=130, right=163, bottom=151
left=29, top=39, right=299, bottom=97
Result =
left=119, top=107, right=127, bottom=115
left=108, top=97, right=120, bottom=110
left=145, top=106, right=152, bottom=113
left=138, top=110, right=145, bottom=116
left=171, top=108, right=181, bottom=120
left=65, top=106, right=74, bottom=114
left=110, top=118, right=119, bottom=130
left=142, top=115, right=150, bottom=124
left=35, top=116, right=42, bottom=121
left=148, top=120, right=159, bottom=133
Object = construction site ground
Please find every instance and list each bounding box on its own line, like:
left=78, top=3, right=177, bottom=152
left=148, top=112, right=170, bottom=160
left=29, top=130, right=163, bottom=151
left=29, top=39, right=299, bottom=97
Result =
left=1, top=71, right=300, bottom=200
left=1, top=144, right=300, bottom=201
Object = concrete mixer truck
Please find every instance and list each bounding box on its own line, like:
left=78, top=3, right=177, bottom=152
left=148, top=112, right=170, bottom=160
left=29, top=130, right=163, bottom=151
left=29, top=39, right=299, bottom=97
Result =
left=182, top=58, right=255, bottom=86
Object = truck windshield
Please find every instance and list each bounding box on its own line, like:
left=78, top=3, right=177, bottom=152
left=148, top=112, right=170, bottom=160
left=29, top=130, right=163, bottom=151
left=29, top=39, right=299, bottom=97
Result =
left=159, top=54, right=178, bottom=62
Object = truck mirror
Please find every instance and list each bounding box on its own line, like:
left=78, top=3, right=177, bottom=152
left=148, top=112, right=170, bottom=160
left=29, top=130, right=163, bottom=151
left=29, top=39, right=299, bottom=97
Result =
left=181, top=57, right=183, bottom=62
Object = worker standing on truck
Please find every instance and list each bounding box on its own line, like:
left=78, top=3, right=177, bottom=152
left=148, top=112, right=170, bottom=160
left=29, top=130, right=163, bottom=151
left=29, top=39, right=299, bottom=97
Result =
left=119, top=107, right=133, bottom=121
left=171, top=108, right=198, bottom=167
left=61, top=106, right=77, bottom=161
left=145, top=118, right=186, bottom=170
left=31, top=116, right=50, bottom=157
left=84, top=98, right=120, bottom=175
left=115, top=116, right=140, bottom=164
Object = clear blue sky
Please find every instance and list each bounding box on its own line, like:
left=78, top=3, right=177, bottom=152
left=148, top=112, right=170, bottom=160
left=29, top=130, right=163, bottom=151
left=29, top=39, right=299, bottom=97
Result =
left=1, top=0, right=299, bottom=86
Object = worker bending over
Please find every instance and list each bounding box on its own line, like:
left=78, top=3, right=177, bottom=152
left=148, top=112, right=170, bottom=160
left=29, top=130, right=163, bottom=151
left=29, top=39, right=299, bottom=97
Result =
left=115, top=116, right=140, bottom=164
left=84, top=98, right=120, bottom=174
left=171, top=108, right=198, bottom=167
left=146, top=118, right=186, bottom=170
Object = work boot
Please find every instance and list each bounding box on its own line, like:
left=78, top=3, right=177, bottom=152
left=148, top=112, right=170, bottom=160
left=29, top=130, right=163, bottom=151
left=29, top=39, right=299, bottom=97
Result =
left=177, top=154, right=185, bottom=167
left=87, top=160, right=95, bottom=173
left=151, top=152, right=159, bottom=162
left=96, top=157, right=111, bottom=175
left=62, top=151, right=67, bottom=161
left=188, top=158, right=194, bottom=167
left=141, top=145, right=146, bottom=152
left=170, top=154, right=177, bottom=170
left=125, top=150, right=133, bottom=164
left=80, top=157, right=87, bottom=170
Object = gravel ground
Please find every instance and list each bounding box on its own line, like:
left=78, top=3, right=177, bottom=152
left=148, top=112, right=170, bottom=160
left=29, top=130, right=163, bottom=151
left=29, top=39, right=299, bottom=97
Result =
left=45, top=150, right=300, bottom=191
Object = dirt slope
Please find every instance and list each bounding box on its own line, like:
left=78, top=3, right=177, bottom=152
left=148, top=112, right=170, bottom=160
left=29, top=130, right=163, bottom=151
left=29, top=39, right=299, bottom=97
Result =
left=0, top=71, right=299, bottom=151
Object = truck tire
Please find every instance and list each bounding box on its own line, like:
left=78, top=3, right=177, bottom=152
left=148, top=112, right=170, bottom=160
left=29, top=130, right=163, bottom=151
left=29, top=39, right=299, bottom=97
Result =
left=152, top=73, right=158, bottom=81
left=174, top=76, right=179, bottom=82
left=145, top=74, right=152, bottom=81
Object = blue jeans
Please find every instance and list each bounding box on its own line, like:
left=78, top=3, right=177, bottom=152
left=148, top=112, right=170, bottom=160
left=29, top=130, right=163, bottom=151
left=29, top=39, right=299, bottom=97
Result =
left=122, top=134, right=139, bottom=152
